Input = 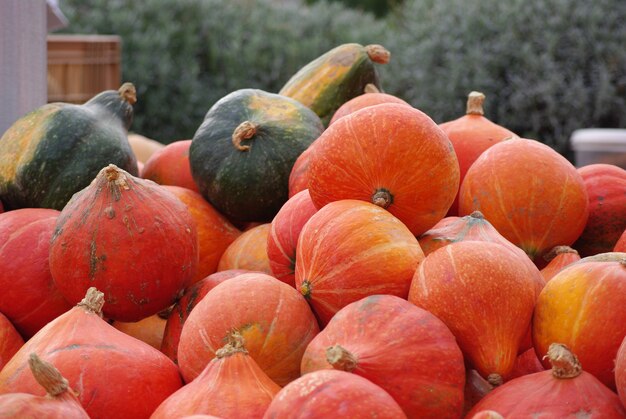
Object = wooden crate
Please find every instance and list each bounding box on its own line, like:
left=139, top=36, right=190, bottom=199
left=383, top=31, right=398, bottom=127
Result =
left=47, top=34, right=121, bottom=104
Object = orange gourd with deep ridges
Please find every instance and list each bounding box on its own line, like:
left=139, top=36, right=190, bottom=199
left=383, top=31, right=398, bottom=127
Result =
left=0, top=354, right=89, bottom=418
left=0, top=208, right=71, bottom=338
left=142, top=140, right=200, bottom=192
left=217, top=223, right=272, bottom=274
left=295, top=200, right=424, bottom=326
left=160, top=269, right=251, bottom=363
left=458, top=138, right=589, bottom=260
left=164, top=185, right=241, bottom=283
left=178, top=272, right=319, bottom=386
left=308, top=103, right=459, bottom=236
left=439, top=92, right=518, bottom=216
left=267, top=189, right=318, bottom=287
left=539, top=246, right=581, bottom=282
left=49, top=164, right=198, bottom=322
left=573, top=164, right=626, bottom=256
left=300, top=295, right=465, bottom=418
left=152, top=336, right=280, bottom=419
left=0, top=288, right=182, bottom=419
left=532, top=252, right=626, bottom=390
left=0, top=313, right=23, bottom=370
left=408, top=241, right=537, bottom=385
left=467, top=344, right=626, bottom=418
left=288, top=144, right=315, bottom=198
left=263, top=369, right=407, bottom=419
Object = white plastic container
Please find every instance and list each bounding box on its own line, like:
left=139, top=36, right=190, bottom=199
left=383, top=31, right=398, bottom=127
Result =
left=570, top=129, right=626, bottom=169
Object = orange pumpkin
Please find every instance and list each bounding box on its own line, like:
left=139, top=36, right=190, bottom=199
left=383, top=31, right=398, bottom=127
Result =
left=267, top=189, right=318, bottom=287
left=295, top=200, right=424, bottom=326
left=328, top=84, right=411, bottom=125
left=616, top=336, right=626, bottom=409
left=288, top=144, right=315, bottom=198
left=0, top=312, right=24, bottom=370
left=217, top=223, right=272, bottom=274
left=409, top=241, right=537, bottom=385
left=458, top=138, right=589, bottom=260
left=308, top=103, right=460, bottom=236
left=177, top=272, right=319, bottom=386
left=164, top=185, right=241, bottom=282
left=539, top=246, right=581, bottom=282
left=616, top=229, right=626, bottom=252
left=112, top=312, right=167, bottom=350
left=573, top=164, right=626, bottom=256
left=439, top=91, right=518, bottom=216
left=142, top=140, right=200, bottom=193
left=533, top=252, right=626, bottom=390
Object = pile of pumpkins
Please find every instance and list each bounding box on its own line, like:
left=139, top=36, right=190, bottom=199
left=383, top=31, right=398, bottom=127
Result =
left=0, top=41, right=626, bottom=419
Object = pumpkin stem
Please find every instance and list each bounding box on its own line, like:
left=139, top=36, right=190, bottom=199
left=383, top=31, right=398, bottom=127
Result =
left=365, top=44, right=390, bottom=64
left=487, top=373, right=503, bottom=387
left=77, top=287, right=105, bottom=316
left=326, top=344, right=358, bottom=372
left=372, top=188, right=393, bottom=209
left=232, top=121, right=258, bottom=152
left=28, top=353, right=69, bottom=397
left=469, top=210, right=485, bottom=219
left=466, top=91, right=486, bottom=116
left=543, top=246, right=579, bottom=263
left=118, top=82, right=137, bottom=105
left=545, top=343, right=582, bottom=379
left=364, top=83, right=380, bottom=94
left=216, top=331, right=248, bottom=358
left=300, top=280, right=312, bottom=299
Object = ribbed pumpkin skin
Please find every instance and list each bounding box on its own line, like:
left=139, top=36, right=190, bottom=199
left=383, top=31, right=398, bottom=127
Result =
left=288, top=144, right=315, bottom=198
left=263, top=369, right=407, bottom=419
left=458, top=138, right=589, bottom=260
left=439, top=94, right=517, bottom=216
left=295, top=200, right=424, bottom=326
left=178, top=273, right=320, bottom=386
left=616, top=337, right=626, bottom=409
left=218, top=223, right=272, bottom=274
left=160, top=269, right=250, bottom=363
left=189, top=89, right=324, bottom=223
left=0, top=208, right=71, bottom=338
left=0, top=295, right=183, bottom=419
left=573, top=164, right=626, bottom=256
left=151, top=348, right=280, bottom=419
left=49, top=165, right=198, bottom=322
left=0, top=87, right=138, bottom=210
left=467, top=367, right=625, bottom=417
left=329, top=91, right=410, bottom=125
left=308, top=103, right=459, bottom=236
left=267, top=189, right=318, bottom=287
left=0, top=313, right=23, bottom=370
left=164, top=185, right=241, bottom=283
left=279, top=43, right=389, bottom=125
left=301, top=295, right=465, bottom=419
left=408, top=241, right=537, bottom=383
left=142, top=140, right=200, bottom=193
left=532, top=254, right=626, bottom=390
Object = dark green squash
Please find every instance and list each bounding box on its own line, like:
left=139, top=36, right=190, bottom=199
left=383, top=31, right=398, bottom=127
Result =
left=189, top=89, right=324, bottom=223
left=279, top=43, right=390, bottom=125
left=0, top=83, right=139, bottom=211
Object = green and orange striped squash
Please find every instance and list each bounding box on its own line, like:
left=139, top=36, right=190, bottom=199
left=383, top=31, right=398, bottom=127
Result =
left=279, top=43, right=390, bottom=125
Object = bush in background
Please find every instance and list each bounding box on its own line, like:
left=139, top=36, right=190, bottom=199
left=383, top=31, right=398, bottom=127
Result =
left=59, top=0, right=386, bottom=142
left=383, top=0, right=626, bottom=157
left=59, top=0, right=626, bottom=157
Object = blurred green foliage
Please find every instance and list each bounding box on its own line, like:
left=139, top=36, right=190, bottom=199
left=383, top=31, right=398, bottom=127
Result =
left=304, top=0, right=403, bottom=17
left=59, top=0, right=626, bottom=157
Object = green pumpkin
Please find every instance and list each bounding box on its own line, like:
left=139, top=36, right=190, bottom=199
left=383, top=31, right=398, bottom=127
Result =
left=0, top=83, right=138, bottom=210
left=279, top=43, right=390, bottom=125
left=189, top=89, right=324, bottom=222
